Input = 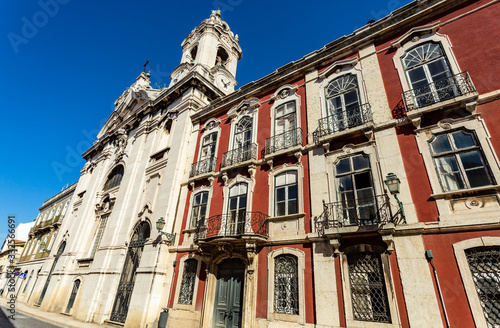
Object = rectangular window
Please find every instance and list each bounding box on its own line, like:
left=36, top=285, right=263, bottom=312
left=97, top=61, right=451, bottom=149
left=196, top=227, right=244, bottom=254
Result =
left=430, top=130, right=493, bottom=192
left=275, top=171, right=298, bottom=217
left=347, top=252, right=391, bottom=323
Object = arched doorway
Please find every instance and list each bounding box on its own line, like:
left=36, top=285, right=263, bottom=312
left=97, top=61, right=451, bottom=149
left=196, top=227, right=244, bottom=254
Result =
left=110, top=221, right=150, bottom=323
left=213, top=258, right=245, bottom=328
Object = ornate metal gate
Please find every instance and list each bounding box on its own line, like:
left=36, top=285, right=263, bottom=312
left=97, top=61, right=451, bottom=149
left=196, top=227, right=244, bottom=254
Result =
left=110, top=222, right=150, bottom=323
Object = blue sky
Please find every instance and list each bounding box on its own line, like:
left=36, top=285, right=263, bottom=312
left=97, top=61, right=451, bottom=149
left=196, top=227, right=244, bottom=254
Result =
left=0, top=0, right=413, bottom=242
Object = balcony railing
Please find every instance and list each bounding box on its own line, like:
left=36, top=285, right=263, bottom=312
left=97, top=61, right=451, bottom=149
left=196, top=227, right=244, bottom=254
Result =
left=221, top=143, right=258, bottom=168
left=195, top=211, right=269, bottom=241
left=314, top=194, right=404, bottom=236
left=313, top=103, right=372, bottom=144
left=190, top=156, right=217, bottom=178
left=265, top=127, right=303, bottom=155
left=402, top=71, right=475, bottom=112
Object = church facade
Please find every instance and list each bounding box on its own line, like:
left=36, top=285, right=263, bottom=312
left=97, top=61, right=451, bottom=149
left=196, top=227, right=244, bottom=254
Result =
left=22, top=1, right=500, bottom=328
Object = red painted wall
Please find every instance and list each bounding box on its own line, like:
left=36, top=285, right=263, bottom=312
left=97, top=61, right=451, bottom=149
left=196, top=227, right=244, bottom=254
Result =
left=423, top=231, right=500, bottom=327
left=376, top=1, right=500, bottom=222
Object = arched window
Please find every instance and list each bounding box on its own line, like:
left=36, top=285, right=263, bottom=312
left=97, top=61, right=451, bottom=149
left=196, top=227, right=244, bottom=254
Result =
left=402, top=42, right=454, bottom=107
left=65, top=279, right=81, bottom=314
left=178, top=259, right=198, bottom=305
left=234, top=116, right=252, bottom=149
left=190, top=191, right=209, bottom=228
left=110, top=222, right=150, bottom=323
left=274, top=254, right=299, bottom=314
left=23, top=270, right=33, bottom=293
left=227, top=183, right=248, bottom=235
left=215, top=47, right=229, bottom=67
left=103, top=165, right=124, bottom=191
left=274, top=171, right=298, bottom=217
left=190, top=46, right=198, bottom=63
left=325, top=74, right=364, bottom=132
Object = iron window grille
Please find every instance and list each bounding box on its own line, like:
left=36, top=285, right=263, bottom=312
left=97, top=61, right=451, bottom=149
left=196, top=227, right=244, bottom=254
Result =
left=347, top=252, right=391, bottom=323
left=466, top=247, right=500, bottom=327
left=178, top=259, right=198, bottom=305
left=430, top=130, right=494, bottom=192
left=274, top=254, right=299, bottom=315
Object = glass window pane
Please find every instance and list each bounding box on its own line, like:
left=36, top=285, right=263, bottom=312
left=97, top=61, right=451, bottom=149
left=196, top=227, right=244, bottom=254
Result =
left=460, top=151, right=484, bottom=170
left=354, top=172, right=372, bottom=190
left=339, top=176, right=353, bottom=191
left=276, top=187, right=286, bottom=202
left=353, top=155, right=370, bottom=171
left=240, top=183, right=247, bottom=195
left=276, top=203, right=286, bottom=217
left=287, top=171, right=297, bottom=184
left=229, top=198, right=238, bottom=210
left=288, top=200, right=298, bottom=215
left=466, top=168, right=491, bottom=188
left=288, top=185, right=298, bottom=200
left=276, top=174, right=286, bottom=186
left=431, top=135, right=452, bottom=154
left=453, top=131, right=476, bottom=149
left=336, top=158, right=351, bottom=175
left=201, top=192, right=208, bottom=204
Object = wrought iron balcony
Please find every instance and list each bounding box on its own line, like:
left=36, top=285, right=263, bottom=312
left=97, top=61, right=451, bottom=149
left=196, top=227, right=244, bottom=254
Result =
left=402, top=71, right=475, bottom=112
left=190, top=156, right=217, bottom=178
left=265, top=127, right=303, bottom=155
left=221, top=143, right=258, bottom=168
left=194, top=211, right=269, bottom=241
left=313, top=103, right=372, bottom=144
left=314, top=194, right=404, bottom=237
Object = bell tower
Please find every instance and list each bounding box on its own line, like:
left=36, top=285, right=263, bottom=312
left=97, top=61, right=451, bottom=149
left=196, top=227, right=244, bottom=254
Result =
left=169, top=10, right=242, bottom=94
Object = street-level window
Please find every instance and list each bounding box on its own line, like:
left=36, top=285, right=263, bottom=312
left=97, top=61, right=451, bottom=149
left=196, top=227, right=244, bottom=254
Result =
left=274, top=254, right=299, bottom=315
left=430, top=130, right=493, bottom=191
left=178, top=259, right=198, bottom=305
left=466, top=247, right=500, bottom=327
left=347, top=252, right=391, bottom=323
left=274, top=171, right=298, bottom=217
left=190, top=192, right=208, bottom=228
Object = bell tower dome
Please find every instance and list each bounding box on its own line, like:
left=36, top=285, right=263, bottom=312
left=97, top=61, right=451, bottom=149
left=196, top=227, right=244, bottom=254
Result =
left=169, top=10, right=242, bottom=94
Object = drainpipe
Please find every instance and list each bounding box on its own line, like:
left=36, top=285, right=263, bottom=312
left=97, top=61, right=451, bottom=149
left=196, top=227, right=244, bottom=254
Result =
left=425, top=250, right=450, bottom=328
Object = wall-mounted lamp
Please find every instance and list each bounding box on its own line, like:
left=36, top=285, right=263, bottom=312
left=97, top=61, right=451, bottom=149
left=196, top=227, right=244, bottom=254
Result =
left=156, top=217, right=176, bottom=244
left=384, top=173, right=406, bottom=224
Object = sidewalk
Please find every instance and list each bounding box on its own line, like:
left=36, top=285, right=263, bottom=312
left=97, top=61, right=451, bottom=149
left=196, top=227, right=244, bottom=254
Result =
left=0, top=297, right=111, bottom=328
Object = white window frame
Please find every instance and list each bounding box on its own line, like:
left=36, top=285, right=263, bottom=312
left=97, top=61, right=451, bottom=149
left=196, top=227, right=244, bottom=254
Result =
left=392, top=27, right=462, bottom=94
left=197, top=118, right=221, bottom=163
left=187, top=187, right=212, bottom=230
left=268, top=164, right=304, bottom=219
left=221, top=175, right=254, bottom=233
left=227, top=98, right=260, bottom=152
left=319, top=61, right=368, bottom=120
left=340, top=247, right=401, bottom=328
left=414, top=117, right=500, bottom=220
left=325, top=143, right=385, bottom=206
left=173, top=254, right=203, bottom=311
left=270, top=85, right=301, bottom=138
left=267, top=247, right=306, bottom=324
left=454, top=237, right=500, bottom=328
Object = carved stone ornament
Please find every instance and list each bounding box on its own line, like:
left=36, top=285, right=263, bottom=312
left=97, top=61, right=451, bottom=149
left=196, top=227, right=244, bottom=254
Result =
left=115, top=128, right=128, bottom=161
left=280, top=89, right=289, bottom=99
left=138, top=202, right=153, bottom=218
left=437, top=118, right=455, bottom=130
left=342, top=144, right=354, bottom=154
